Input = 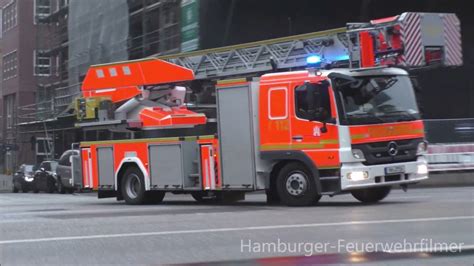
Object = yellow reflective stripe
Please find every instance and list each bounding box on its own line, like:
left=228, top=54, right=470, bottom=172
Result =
left=260, top=139, right=339, bottom=151
left=320, top=139, right=339, bottom=145
left=197, top=135, right=216, bottom=140
left=217, top=78, right=248, bottom=85
left=318, top=166, right=341, bottom=170
left=351, top=134, right=367, bottom=140
left=80, top=135, right=215, bottom=147
left=260, top=144, right=325, bottom=151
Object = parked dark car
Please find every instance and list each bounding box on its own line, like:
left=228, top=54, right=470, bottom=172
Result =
left=56, top=150, right=79, bottom=193
left=12, top=164, right=37, bottom=193
left=33, top=161, right=59, bottom=193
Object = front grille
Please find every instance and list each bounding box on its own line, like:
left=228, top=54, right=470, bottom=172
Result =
left=353, top=138, right=422, bottom=165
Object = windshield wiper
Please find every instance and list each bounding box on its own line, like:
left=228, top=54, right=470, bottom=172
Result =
left=346, top=113, right=386, bottom=123
left=382, top=110, right=420, bottom=121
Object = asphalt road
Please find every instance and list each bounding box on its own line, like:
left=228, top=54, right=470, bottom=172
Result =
left=0, top=187, right=473, bottom=265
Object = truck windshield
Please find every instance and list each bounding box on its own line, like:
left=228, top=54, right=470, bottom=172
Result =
left=334, top=75, right=420, bottom=125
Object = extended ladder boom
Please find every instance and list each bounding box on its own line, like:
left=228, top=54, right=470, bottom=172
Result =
left=155, top=12, right=462, bottom=80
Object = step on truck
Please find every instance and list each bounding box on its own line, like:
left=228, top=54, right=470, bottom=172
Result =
left=72, top=12, right=462, bottom=206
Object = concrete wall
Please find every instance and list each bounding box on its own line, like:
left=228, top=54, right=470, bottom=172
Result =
left=0, top=174, right=12, bottom=192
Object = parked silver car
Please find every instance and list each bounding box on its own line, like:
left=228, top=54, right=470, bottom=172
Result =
left=55, top=150, right=79, bottom=193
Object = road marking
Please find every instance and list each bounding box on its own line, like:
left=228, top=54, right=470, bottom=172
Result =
left=388, top=196, right=430, bottom=200
left=386, top=244, right=474, bottom=253
left=0, top=215, right=473, bottom=245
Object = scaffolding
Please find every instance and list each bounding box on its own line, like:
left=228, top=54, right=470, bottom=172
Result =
left=18, top=0, right=181, bottom=124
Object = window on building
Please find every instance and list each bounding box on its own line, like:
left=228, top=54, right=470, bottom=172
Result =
left=34, top=50, right=51, bottom=76
left=3, top=51, right=18, bottom=80
left=5, top=94, right=16, bottom=129
left=2, top=0, right=17, bottom=33
left=35, top=0, right=51, bottom=22
left=54, top=0, right=66, bottom=12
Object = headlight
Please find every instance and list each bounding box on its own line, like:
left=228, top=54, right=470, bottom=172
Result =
left=417, top=164, right=428, bottom=175
left=347, top=171, right=369, bottom=181
left=417, top=141, right=428, bottom=155
left=351, top=149, right=365, bottom=160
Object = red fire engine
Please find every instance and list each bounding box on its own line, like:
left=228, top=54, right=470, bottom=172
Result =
left=71, top=12, right=462, bottom=206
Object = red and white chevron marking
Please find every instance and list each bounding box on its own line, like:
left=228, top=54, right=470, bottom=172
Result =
left=443, top=14, right=463, bottom=66
left=401, top=13, right=424, bottom=66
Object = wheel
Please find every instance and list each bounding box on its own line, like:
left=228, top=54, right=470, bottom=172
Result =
left=351, top=186, right=391, bottom=203
left=57, top=179, right=66, bottom=194
left=276, top=162, right=321, bottom=206
left=121, top=166, right=164, bottom=205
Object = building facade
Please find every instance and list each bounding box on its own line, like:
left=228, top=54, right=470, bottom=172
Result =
left=0, top=0, right=43, bottom=174
left=1, top=0, right=181, bottom=174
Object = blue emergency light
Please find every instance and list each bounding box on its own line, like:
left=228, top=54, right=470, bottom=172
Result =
left=306, top=55, right=321, bottom=65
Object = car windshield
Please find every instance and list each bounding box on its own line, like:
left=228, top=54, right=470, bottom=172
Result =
left=333, top=75, right=420, bottom=125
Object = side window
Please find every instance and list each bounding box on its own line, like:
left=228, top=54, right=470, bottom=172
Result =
left=295, top=82, right=331, bottom=121
left=43, top=163, right=51, bottom=171
left=59, top=152, right=71, bottom=166
left=268, top=87, right=288, bottom=120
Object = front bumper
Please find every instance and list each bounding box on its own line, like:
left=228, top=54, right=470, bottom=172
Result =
left=340, top=158, right=428, bottom=191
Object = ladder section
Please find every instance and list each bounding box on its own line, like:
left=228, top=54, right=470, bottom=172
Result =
left=157, top=28, right=350, bottom=80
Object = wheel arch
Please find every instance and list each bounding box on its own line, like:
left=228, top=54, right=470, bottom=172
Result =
left=115, top=157, right=150, bottom=195
left=261, top=150, right=322, bottom=194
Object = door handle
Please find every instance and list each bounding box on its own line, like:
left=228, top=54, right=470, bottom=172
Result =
left=292, top=135, right=303, bottom=140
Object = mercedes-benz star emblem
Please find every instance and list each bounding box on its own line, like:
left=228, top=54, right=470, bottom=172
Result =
left=388, top=141, right=398, bottom=156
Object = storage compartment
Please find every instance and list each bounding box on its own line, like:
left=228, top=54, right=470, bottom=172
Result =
left=97, top=147, right=115, bottom=188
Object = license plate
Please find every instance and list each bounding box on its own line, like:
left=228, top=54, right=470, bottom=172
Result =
left=385, top=165, right=405, bottom=175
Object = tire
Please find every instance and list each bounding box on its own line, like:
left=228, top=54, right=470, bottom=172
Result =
left=276, top=162, right=321, bottom=206
left=351, top=187, right=391, bottom=203
left=57, top=179, right=66, bottom=194
left=121, top=166, right=164, bottom=205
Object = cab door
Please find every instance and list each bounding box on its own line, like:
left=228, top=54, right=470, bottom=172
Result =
left=290, top=81, right=340, bottom=169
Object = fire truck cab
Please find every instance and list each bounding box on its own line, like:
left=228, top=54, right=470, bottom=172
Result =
left=216, top=67, right=428, bottom=205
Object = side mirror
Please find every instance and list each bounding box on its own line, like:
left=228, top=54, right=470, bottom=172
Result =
left=309, top=108, right=331, bottom=133
left=40, top=167, right=46, bottom=172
